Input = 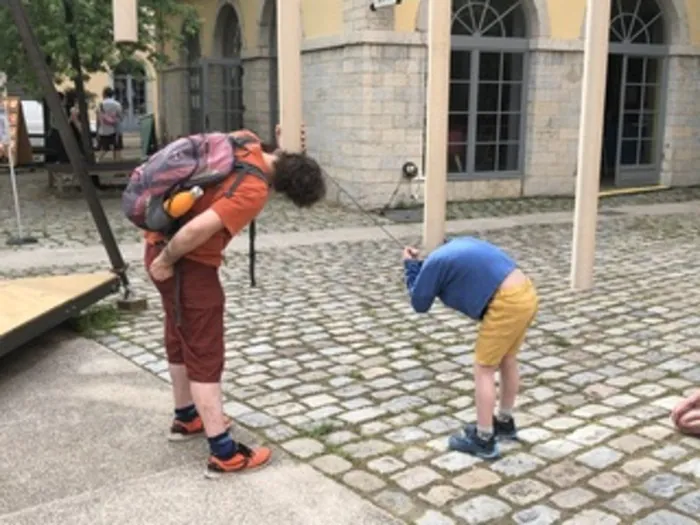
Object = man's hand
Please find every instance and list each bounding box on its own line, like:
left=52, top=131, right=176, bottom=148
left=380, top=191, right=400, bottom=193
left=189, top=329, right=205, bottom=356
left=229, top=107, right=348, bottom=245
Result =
left=671, top=389, right=700, bottom=424
left=149, top=253, right=174, bottom=282
left=403, top=246, right=420, bottom=261
left=275, top=123, right=306, bottom=152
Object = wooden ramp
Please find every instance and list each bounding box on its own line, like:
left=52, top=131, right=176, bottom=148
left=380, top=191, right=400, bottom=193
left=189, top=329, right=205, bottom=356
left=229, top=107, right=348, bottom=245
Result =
left=0, top=271, right=120, bottom=358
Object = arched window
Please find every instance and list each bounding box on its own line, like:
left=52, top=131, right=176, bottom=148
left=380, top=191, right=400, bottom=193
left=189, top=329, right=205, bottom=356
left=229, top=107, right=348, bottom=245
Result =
left=602, top=0, right=667, bottom=187
left=609, top=0, right=664, bottom=46
left=261, top=0, right=279, bottom=140
left=182, top=30, right=201, bottom=65
left=112, top=59, right=147, bottom=131
left=448, top=0, right=529, bottom=178
left=211, top=4, right=244, bottom=132
left=215, top=5, right=242, bottom=58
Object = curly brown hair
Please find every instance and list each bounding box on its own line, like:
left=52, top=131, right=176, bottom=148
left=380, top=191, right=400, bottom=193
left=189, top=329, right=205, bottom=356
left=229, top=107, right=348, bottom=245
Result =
left=272, top=152, right=326, bottom=208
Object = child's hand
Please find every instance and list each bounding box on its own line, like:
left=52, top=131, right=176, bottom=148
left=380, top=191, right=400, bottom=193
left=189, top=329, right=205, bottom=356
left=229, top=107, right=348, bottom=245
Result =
left=403, top=246, right=420, bottom=261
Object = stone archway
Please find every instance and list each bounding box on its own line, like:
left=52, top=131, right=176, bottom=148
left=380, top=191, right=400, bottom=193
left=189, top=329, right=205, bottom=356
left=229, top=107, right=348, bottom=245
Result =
left=213, top=1, right=244, bottom=58
left=209, top=0, right=245, bottom=132
left=579, top=0, right=689, bottom=46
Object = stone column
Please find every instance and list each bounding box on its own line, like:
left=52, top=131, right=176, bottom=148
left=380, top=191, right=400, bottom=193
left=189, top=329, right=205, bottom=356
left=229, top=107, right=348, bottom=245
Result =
left=659, top=54, right=700, bottom=187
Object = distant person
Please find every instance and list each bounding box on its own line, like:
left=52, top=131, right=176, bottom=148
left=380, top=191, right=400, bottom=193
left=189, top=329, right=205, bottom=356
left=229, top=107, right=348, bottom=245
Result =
left=45, top=90, right=84, bottom=162
left=96, top=86, right=123, bottom=161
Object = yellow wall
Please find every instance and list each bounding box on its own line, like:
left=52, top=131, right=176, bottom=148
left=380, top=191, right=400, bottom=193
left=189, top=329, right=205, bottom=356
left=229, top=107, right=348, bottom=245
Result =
left=395, top=0, right=420, bottom=32
left=393, top=0, right=589, bottom=40
left=184, top=0, right=343, bottom=52
left=547, top=0, right=585, bottom=40
left=55, top=51, right=157, bottom=124
left=688, top=0, right=700, bottom=44
left=302, top=0, right=343, bottom=39
left=183, top=0, right=700, bottom=49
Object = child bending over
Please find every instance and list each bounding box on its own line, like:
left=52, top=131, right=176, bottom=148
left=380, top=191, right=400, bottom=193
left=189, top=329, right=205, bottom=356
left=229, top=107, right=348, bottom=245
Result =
left=403, top=236, right=538, bottom=459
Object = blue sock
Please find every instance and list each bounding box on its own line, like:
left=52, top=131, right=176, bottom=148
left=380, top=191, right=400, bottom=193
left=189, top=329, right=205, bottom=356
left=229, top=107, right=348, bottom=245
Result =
left=208, top=432, right=237, bottom=460
left=174, top=404, right=198, bottom=422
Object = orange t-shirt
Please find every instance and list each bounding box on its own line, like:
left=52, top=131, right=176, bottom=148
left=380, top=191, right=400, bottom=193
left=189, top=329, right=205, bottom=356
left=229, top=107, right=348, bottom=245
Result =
left=144, top=131, right=271, bottom=267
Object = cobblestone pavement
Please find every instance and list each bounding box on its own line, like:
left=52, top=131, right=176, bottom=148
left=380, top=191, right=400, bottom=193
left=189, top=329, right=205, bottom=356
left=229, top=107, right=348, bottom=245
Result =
left=0, top=172, right=389, bottom=250
left=2, top=170, right=699, bottom=250
left=4, top=210, right=700, bottom=524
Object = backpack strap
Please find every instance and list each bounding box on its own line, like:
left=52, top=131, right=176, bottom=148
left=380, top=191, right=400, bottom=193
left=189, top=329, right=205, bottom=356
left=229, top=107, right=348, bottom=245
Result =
left=224, top=161, right=269, bottom=198
left=224, top=134, right=270, bottom=198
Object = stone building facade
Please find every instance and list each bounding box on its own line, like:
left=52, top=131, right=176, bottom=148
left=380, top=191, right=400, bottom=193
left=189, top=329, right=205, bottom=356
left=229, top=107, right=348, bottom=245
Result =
left=158, top=0, right=700, bottom=208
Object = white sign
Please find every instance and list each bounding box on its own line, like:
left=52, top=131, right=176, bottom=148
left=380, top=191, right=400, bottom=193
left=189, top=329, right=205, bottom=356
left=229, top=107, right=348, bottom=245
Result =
left=370, top=0, right=401, bottom=11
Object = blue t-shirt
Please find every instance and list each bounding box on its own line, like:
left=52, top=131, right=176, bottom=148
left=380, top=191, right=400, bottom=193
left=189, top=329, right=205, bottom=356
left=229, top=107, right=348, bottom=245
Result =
left=403, top=236, right=517, bottom=320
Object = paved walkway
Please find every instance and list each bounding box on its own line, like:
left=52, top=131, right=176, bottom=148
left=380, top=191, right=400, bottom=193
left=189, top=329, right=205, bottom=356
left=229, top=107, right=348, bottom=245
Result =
left=1, top=170, right=699, bottom=251
left=2, top=196, right=700, bottom=524
left=0, top=331, right=401, bottom=525
left=1, top=199, right=698, bottom=273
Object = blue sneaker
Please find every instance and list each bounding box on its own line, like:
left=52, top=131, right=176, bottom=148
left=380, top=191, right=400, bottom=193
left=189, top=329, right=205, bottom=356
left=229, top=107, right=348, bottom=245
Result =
left=493, top=415, right=519, bottom=441
left=448, top=424, right=500, bottom=459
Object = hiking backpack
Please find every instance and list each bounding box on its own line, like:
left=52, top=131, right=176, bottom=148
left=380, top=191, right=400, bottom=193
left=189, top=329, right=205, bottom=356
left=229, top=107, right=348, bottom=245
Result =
left=121, top=132, right=268, bottom=236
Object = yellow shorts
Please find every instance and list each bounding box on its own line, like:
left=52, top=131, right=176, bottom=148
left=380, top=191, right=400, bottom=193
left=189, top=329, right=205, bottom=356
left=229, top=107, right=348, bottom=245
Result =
left=474, top=278, right=538, bottom=367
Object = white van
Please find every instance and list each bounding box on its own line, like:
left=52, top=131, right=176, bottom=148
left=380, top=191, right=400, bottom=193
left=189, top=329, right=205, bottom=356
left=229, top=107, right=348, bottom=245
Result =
left=19, top=99, right=97, bottom=162
left=21, top=99, right=44, bottom=149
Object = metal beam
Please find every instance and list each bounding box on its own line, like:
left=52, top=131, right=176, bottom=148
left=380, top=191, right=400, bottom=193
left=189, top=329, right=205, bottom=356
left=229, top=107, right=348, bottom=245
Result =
left=7, top=0, right=130, bottom=291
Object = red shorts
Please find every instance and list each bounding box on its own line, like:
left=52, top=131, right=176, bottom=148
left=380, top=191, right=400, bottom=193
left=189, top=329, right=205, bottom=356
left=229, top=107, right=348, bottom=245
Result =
left=145, top=244, right=225, bottom=383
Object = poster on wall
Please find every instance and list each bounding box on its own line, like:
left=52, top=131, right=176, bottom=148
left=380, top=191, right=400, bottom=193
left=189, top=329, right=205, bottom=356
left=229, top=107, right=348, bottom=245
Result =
left=0, top=95, right=32, bottom=166
left=0, top=106, right=7, bottom=144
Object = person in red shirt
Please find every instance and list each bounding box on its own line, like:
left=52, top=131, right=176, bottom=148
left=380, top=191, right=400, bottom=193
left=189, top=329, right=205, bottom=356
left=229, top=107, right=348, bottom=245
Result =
left=145, top=125, right=325, bottom=476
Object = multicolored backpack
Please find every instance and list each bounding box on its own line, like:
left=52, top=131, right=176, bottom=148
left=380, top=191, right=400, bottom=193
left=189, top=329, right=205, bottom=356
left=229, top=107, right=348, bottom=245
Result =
left=121, top=132, right=268, bottom=236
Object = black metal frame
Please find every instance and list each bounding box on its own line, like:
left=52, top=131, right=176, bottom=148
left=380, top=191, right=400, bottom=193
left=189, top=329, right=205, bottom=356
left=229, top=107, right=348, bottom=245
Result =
left=7, top=0, right=129, bottom=293
left=1, top=0, right=127, bottom=357
left=0, top=275, right=120, bottom=359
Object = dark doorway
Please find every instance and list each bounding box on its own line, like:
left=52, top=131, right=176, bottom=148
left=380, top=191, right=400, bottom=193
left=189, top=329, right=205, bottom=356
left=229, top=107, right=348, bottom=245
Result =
left=601, top=55, right=623, bottom=188
left=601, top=0, right=667, bottom=188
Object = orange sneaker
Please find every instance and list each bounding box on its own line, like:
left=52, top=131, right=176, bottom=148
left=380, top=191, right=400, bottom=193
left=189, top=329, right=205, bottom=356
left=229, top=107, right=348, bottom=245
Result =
left=205, top=442, right=272, bottom=478
left=168, top=415, right=233, bottom=442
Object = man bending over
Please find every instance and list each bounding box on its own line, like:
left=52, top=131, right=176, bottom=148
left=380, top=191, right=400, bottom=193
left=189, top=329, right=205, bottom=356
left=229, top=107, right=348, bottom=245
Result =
left=147, top=126, right=325, bottom=476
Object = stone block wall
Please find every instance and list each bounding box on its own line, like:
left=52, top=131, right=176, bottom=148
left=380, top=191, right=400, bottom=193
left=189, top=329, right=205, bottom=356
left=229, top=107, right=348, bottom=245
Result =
left=522, top=47, right=583, bottom=197
left=660, top=54, right=700, bottom=187
left=300, top=38, right=592, bottom=209
left=301, top=37, right=427, bottom=209
left=242, top=56, right=275, bottom=143
left=159, top=68, right=189, bottom=139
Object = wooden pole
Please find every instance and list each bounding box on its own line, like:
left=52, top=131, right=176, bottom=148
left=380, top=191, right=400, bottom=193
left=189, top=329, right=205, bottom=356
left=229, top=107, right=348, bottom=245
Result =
left=113, top=0, right=138, bottom=43
left=276, top=0, right=302, bottom=152
left=422, top=0, right=451, bottom=253
left=571, top=0, right=611, bottom=290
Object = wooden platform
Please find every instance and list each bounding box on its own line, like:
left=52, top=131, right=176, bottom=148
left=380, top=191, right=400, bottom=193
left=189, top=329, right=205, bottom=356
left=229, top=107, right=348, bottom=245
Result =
left=0, top=271, right=120, bottom=358
left=46, top=159, right=141, bottom=193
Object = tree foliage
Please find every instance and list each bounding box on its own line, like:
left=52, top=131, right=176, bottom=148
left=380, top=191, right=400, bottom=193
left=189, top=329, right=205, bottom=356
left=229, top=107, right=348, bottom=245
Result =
left=0, top=0, right=200, bottom=96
